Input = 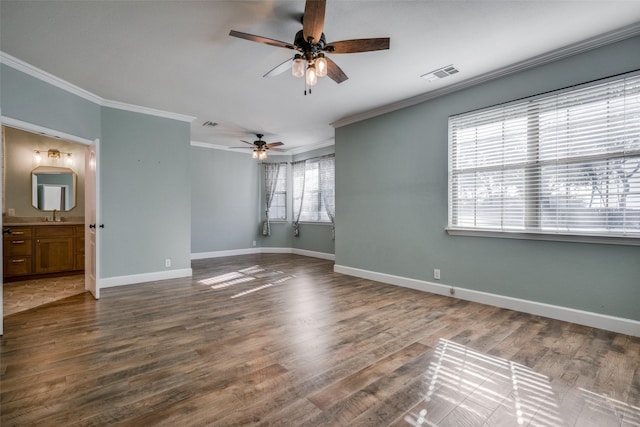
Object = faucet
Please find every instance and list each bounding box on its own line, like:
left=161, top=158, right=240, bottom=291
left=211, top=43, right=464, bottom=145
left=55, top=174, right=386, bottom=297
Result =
left=52, top=209, right=58, bottom=222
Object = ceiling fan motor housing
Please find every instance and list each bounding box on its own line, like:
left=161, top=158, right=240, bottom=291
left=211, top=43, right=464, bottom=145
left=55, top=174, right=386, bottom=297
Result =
left=294, top=30, right=327, bottom=60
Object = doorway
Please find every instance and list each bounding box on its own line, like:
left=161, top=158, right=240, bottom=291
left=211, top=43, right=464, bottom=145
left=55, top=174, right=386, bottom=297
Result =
left=1, top=123, right=99, bottom=331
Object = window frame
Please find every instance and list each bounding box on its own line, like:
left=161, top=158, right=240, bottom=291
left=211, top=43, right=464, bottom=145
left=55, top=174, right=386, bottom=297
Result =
left=293, top=155, right=335, bottom=224
left=268, top=162, right=288, bottom=222
left=447, top=71, right=640, bottom=246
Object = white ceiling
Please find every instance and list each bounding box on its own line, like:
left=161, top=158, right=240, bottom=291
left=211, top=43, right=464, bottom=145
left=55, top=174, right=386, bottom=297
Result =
left=2, top=1, right=640, bottom=152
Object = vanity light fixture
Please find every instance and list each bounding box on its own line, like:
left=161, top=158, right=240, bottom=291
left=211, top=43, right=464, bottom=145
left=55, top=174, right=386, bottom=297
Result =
left=33, top=149, right=73, bottom=165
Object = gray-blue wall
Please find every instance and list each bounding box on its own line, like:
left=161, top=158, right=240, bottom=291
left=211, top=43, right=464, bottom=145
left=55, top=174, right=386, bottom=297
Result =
left=190, top=146, right=261, bottom=253
left=101, top=107, right=191, bottom=277
left=256, top=145, right=335, bottom=254
left=1, top=64, right=100, bottom=140
left=2, top=65, right=192, bottom=280
left=335, top=36, right=640, bottom=321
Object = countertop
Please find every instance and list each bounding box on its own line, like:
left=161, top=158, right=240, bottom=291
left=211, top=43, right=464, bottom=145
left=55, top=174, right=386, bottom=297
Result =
left=4, top=221, right=85, bottom=226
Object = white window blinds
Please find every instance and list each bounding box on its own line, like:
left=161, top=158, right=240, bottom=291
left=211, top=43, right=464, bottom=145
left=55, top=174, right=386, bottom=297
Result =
left=448, top=72, right=640, bottom=239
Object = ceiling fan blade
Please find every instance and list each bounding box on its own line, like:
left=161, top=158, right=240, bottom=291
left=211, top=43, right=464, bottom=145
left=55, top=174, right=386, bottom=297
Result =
left=265, top=142, right=284, bottom=148
left=230, top=147, right=254, bottom=150
left=325, top=57, right=348, bottom=84
left=240, top=140, right=256, bottom=146
left=263, top=58, right=293, bottom=78
left=268, top=148, right=286, bottom=152
left=325, top=38, right=390, bottom=54
left=229, top=30, right=295, bottom=50
left=303, top=0, right=326, bottom=44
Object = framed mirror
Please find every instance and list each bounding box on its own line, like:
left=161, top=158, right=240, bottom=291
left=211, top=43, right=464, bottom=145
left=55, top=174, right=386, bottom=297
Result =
left=31, top=166, right=77, bottom=211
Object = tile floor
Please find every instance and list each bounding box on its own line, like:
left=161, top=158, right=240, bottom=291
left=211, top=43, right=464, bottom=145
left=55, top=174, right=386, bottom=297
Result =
left=2, top=274, right=85, bottom=316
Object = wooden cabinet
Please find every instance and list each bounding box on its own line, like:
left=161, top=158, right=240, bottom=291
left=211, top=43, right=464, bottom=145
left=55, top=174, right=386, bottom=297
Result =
left=3, top=226, right=34, bottom=277
left=3, top=224, right=84, bottom=279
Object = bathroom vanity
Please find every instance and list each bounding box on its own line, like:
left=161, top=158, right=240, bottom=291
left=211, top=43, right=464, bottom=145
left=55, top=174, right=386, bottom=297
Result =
left=3, top=222, right=85, bottom=280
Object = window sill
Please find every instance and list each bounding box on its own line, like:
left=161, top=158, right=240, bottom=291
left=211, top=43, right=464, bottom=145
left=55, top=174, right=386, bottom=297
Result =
left=297, top=221, right=333, bottom=225
left=446, top=227, right=640, bottom=246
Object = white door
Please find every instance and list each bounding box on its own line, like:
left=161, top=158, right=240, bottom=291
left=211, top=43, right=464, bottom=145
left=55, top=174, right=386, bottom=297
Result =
left=1, top=125, right=4, bottom=335
left=85, top=139, right=100, bottom=299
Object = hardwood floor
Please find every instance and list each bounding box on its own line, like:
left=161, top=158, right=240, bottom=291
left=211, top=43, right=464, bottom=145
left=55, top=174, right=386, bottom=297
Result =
left=1, top=254, right=638, bottom=426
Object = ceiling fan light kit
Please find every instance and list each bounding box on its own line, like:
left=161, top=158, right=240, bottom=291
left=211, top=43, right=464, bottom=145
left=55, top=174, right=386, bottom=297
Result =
left=231, top=134, right=284, bottom=161
left=229, top=0, right=390, bottom=94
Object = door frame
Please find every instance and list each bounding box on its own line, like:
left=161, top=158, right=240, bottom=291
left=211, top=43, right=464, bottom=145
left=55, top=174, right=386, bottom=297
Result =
left=0, top=117, right=100, bottom=335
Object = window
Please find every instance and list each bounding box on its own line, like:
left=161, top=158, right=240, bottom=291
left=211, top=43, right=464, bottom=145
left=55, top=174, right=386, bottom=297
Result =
left=269, top=164, right=287, bottom=221
left=293, top=155, right=335, bottom=223
left=448, top=72, right=640, bottom=241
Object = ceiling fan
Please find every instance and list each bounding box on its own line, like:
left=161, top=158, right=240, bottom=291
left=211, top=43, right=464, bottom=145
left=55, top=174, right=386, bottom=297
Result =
left=229, top=0, right=390, bottom=91
left=231, top=134, right=284, bottom=160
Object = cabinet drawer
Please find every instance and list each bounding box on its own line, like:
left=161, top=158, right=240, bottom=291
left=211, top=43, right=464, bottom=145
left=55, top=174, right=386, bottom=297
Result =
left=3, top=227, right=33, bottom=239
left=4, top=238, right=32, bottom=256
left=35, top=226, right=74, bottom=238
left=4, top=256, right=33, bottom=276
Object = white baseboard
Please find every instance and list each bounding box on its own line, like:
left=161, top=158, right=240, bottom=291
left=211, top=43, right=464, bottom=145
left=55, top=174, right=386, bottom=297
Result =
left=192, top=247, right=335, bottom=261
left=291, top=248, right=335, bottom=261
left=100, top=268, right=193, bottom=288
left=191, top=248, right=261, bottom=259
left=334, top=264, right=640, bottom=337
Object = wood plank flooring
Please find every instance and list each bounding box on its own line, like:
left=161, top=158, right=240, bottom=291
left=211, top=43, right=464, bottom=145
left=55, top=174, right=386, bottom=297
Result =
left=1, top=254, right=638, bottom=426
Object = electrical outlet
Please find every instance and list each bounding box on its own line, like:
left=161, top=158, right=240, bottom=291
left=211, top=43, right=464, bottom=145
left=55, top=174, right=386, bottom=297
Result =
left=252, top=240, right=256, bottom=247
left=8, top=208, right=15, bottom=216
left=434, top=269, right=441, bottom=280
left=165, top=258, right=171, bottom=268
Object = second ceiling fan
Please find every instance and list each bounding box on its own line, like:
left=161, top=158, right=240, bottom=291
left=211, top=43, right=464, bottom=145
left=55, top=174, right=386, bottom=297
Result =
left=229, top=0, right=390, bottom=89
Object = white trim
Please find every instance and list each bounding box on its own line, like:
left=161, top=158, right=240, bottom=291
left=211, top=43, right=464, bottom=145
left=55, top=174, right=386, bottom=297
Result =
left=260, top=247, right=293, bottom=254
left=191, top=248, right=262, bottom=259
left=190, top=140, right=289, bottom=156
left=100, top=268, right=193, bottom=288
left=0, top=51, right=103, bottom=104
left=447, top=228, right=640, bottom=246
left=191, top=247, right=335, bottom=261
left=291, top=248, right=335, bottom=261
left=1, top=116, right=95, bottom=145
left=102, top=99, right=196, bottom=123
left=332, top=23, right=640, bottom=128
left=333, top=264, right=640, bottom=337
left=1, top=51, right=196, bottom=123
left=190, top=139, right=334, bottom=156
left=288, top=139, right=335, bottom=155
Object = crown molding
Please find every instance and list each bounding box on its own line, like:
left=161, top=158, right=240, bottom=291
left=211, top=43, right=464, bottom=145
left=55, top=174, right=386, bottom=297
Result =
left=1, top=51, right=195, bottom=123
left=1, top=51, right=103, bottom=104
left=101, top=99, right=196, bottom=123
left=332, top=22, right=640, bottom=128
left=190, top=139, right=333, bottom=156
left=190, top=140, right=289, bottom=156
left=1, top=115, right=95, bottom=145
left=287, top=138, right=335, bottom=155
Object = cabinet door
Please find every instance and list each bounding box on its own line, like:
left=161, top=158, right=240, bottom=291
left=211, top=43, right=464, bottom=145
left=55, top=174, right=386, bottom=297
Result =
left=35, top=238, right=75, bottom=273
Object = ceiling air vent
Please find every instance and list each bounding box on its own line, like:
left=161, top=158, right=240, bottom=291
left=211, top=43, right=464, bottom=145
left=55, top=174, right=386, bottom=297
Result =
left=202, top=121, right=218, bottom=127
left=421, top=65, right=459, bottom=82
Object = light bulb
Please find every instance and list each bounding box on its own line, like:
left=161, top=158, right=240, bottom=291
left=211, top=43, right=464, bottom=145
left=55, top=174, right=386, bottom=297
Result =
left=65, top=153, right=73, bottom=165
left=306, top=64, right=318, bottom=86
left=252, top=150, right=258, bottom=159
left=292, top=55, right=305, bottom=78
left=259, top=150, right=267, bottom=160
left=34, top=151, right=42, bottom=164
left=316, top=55, right=327, bottom=77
